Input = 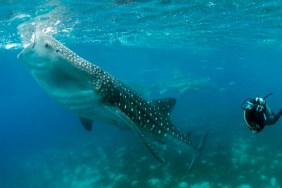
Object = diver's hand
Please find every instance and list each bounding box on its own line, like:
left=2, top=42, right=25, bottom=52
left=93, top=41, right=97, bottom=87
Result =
left=278, top=109, right=282, bottom=116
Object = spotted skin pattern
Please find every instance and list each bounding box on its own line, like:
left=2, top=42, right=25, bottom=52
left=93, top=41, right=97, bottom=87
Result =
left=18, top=33, right=198, bottom=162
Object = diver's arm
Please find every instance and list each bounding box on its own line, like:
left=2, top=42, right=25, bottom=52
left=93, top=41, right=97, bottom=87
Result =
left=265, top=109, right=282, bottom=125
left=265, top=104, right=274, bottom=116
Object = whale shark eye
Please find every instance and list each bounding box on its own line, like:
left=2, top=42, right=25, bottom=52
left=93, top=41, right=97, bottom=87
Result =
left=45, top=43, right=51, bottom=49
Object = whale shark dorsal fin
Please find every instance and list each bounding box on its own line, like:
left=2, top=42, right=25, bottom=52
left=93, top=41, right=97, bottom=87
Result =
left=79, top=117, right=92, bottom=131
left=151, top=97, right=176, bottom=117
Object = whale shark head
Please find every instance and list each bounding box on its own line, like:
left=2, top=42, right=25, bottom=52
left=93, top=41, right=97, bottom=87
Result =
left=19, top=32, right=92, bottom=72
left=17, top=32, right=101, bottom=96
left=18, top=33, right=60, bottom=70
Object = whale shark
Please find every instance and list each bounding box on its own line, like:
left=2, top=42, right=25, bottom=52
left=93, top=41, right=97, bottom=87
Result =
left=145, top=74, right=211, bottom=97
left=17, top=33, right=200, bottom=162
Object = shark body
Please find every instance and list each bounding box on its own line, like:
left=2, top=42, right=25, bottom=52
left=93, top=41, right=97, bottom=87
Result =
left=146, top=74, right=211, bottom=96
left=18, top=33, right=198, bottom=162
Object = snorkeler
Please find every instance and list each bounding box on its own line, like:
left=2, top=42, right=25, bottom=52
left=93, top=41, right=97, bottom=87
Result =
left=241, top=93, right=282, bottom=133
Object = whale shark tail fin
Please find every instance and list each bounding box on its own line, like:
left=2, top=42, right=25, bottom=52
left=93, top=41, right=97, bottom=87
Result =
left=185, top=131, right=207, bottom=175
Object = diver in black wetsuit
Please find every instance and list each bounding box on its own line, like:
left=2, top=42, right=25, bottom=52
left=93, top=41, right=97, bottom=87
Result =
left=241, top=93, right=282, bottom=133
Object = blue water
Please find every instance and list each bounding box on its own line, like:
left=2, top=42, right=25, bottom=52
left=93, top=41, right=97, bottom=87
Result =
left=1, top=0, right=282, bottom=187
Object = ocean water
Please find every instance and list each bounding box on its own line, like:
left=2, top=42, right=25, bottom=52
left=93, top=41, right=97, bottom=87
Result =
left=1, top=0, right=282, bottom=187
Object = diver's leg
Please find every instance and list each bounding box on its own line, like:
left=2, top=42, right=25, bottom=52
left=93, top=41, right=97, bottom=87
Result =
left=265, top=110, right=282, bottom=125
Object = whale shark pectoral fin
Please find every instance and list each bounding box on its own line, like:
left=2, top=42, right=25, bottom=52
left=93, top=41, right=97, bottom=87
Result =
left=79, top=117, right=92, bottom=131
left=117, top=109, right=166, bottom=162
left=143, top=138, right=166, bottom=163
left=128, top=123, right=166, bottom=163
left=151, top=97, right=176, bottom=117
